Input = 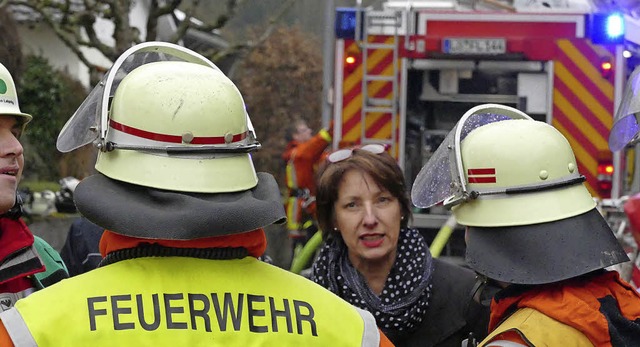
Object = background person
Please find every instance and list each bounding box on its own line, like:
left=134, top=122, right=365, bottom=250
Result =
left=282, top=118, right=332, bottom=260
left=60, top=216, right=104, bottom=276
left=0, top=42, right=393, bottom=346
left=0, top=62, right=67, bottom=310
left=412, top=104, right=640, bottom=346
left=311, top=144, right=489, bottom=347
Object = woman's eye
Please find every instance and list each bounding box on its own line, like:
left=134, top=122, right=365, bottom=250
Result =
left=378, top=196, right=391, bottom=203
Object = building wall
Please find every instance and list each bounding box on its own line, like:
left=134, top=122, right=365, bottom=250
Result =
left=16, top=0, right=150, bottom=88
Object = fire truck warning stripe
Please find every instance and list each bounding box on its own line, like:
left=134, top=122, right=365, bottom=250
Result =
left=553, top=105, right=600, bottom=161
left=343, top=49, right=394, bottom=120
left=343, top=64, right=395, bottom=141
left=552, top=39, right=614, bottom=200
left=365, top=113, right=393, bottom=139
left=343, top=40, right=394, bottom=93
left=554, top=73, right=613, bottom=134
left=552, top=109, right=598, bottom=177
left=552, top=105, right=599, bottom=172
left=555, top=58, right=613, bottom=114
left=554, top=62, right=612, bottom=129
left=553, top=89, right=608, bottom=150
left=552, top=119, right=598, bottom=192
left=556, top=39, right=614, bottom=102
left=349, top=79, right=394, bottom=140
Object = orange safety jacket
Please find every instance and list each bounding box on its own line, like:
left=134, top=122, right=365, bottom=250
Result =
left=481, top=271, right=640, bottom=346
left=282, top=129, right=331, bottom=232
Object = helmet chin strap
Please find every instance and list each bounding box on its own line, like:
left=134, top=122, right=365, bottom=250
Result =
left=468, top=173, right=586, bottom=200
left=468, top=273, right=507, bottom=308
left=3, top=194, right=23, bottom=219
left=443, top=174, right=585, bottom=208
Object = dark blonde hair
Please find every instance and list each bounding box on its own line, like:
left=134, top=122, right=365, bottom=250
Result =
left=315, top=148, right=412, bottom=239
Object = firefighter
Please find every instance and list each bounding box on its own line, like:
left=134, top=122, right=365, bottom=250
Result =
left=0, top=42, right=393, bottom=346
left=609, top=65, right=640, bottom=153
left=282, top=118, right=332, bottom=258
left=411, top=104, right=640, bottom=346
left=0, top=62, right=68, bottom=309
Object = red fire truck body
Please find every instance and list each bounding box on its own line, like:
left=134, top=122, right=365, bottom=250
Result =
left=331, top=1, right=640, bottom=229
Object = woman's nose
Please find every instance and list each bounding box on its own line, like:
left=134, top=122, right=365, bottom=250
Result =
left=362, top=204, right=378, bottom=227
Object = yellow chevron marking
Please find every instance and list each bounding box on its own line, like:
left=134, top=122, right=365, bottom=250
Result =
left=343, top=63, right=395, bottom=141
left=343, top=38, right=394, bottom=93
left=554, top=62, right=612, bottom=129
left=553, top=121, right=598, bottom=196
left=552, top=119, right=597, bottom=179
left=553, top=89, right=607, bottom=150
left=557, top=39, right=614, bottom=101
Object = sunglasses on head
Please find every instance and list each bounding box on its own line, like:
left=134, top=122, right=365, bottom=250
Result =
left=327, top=143, right=388, bottom=163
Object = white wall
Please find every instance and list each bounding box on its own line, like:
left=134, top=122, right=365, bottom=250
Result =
left=17, top=0, right=151, bottom=88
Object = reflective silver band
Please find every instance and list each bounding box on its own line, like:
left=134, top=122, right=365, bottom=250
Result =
left=355, top=306, right=380, bottom=347
left=0, top=308, right=37, bottom=346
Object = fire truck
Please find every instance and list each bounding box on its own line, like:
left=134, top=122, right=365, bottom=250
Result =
left=329, top=0, right=640, bottom=232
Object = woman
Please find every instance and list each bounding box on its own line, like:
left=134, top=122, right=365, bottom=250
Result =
left=311, top=144, right=489, bottom=347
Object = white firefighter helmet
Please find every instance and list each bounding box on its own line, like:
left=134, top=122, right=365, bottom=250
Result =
left=0, top=63, right=32, bottom=127
left=411, top=104, right=628, bottom=284
left=57, top=42, right=260, bottom=193
left=609, top=65, right=640, bottom=151
left=56, top=42, right=285, bottom=240
left=452, top=119, right=596, bottom=226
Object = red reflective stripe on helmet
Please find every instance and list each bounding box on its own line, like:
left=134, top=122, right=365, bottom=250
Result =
left=468, top=168, right=495, bottom=175
left=110, top=119, right=247, bottom=144
left=468, top=168, right=497, bottom=183
left=468, top=176, right=497, bottom=183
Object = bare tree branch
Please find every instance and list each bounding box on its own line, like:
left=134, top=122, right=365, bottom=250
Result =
left=226, top=0, right=296, bottom=78
left=5, top=0, right=293, bottom=85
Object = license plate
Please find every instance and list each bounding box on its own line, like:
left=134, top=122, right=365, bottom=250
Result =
left=442, top=38, right=506, bottom=55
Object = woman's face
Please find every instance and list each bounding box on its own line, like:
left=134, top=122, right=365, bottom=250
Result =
left=334, top=169, right=402, bottom=270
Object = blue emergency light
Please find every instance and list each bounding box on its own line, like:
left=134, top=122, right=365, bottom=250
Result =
left=336, top=8, right=361, bottom=39
left=589, top=13, right=625, bottom=44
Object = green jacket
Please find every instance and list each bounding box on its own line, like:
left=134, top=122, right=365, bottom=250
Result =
left=32, top=236, right=68, bottom=289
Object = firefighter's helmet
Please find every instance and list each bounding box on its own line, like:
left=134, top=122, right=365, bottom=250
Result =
left=411, top=104, right=628, bottom=285
left=609, top=65, right=640, bottom=151
left=0, top=63, right=32, bottom=128
left=56, top=42, right=285, bottom=240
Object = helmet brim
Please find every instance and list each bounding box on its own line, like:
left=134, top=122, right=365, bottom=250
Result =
left=2, top=112, right=33, bottom=125
left=465, top=208, right=629, bottom=285
left=74, top=172, right=286, bottom=240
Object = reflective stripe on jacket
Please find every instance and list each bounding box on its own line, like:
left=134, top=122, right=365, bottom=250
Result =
left=479, top=307, right=592, bottom=347
left=0, top=256, right=379, bottom=347
left=481, top=271, right=640, bottom=347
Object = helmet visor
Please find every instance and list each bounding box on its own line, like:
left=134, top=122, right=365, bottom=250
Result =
left=609, top=66, right=640, bottom=152
left=411, top=104, right=532, bottom=208
left=57, top=42, right=222, bottom=153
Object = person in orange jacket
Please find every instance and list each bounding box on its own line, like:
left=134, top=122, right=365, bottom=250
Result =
left=0, top=42, right=394, bottom=347
left=282, top=118, right=332, bottom=255
left=412, top=104, right=640, bottom=346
